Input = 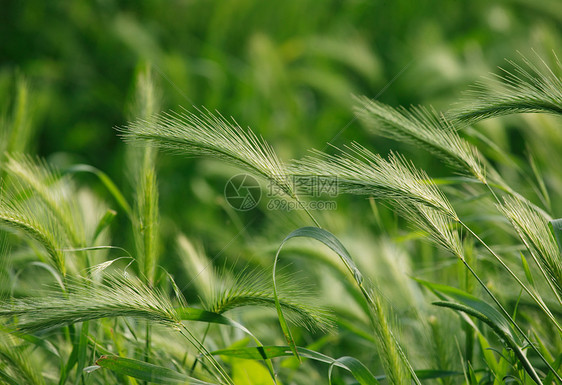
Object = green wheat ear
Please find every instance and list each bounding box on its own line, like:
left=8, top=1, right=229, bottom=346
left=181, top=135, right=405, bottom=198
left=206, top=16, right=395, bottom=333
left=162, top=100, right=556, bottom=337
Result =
left=0, top=192, right=66, bottom=276
left=0, top=273, right=180, bottom=333
left=451, top=52, right=562, bottom=124
left=120, top=107, right=295, bottom=197
left=498, top=197, right=562, bottom=302
left=291, top=143, right=457, bottom=220
left=0, top=331, right=46, bottom=385
left=207, top=267, right=333, bottom=332
left=354, top=96, right=486, bottom=183
left=4, top=154, right=85, bottom=248
left=0, top=74, right=36, bottom=156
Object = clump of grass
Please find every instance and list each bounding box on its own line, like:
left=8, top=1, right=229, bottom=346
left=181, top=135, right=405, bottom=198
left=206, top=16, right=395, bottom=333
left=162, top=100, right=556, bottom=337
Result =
left=2, top=53, right=562, bottom=385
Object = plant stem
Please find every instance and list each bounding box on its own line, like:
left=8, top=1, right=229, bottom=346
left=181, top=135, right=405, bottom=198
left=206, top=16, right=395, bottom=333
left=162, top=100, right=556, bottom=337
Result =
left=176, top=324, right=234, bottom=385
left=189, top=324, right=210, bottom=375
left=458, top=222, right=560, bottom=383
left=461, top=221, right=562, bottom=333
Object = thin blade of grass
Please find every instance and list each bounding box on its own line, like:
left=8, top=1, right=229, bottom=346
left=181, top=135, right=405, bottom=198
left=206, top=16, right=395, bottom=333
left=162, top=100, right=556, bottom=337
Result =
left=415, top=279, right=517, bottom=341
left=92, top=209, right=117, bottom=242
left=177, top=307, right=277, bottom=383
left=65, top=164, right=133, bottom=218
left=94, top=355, right=217, bottom=385
left=272, top=227, right=364, bottom=361
left=328, top=356, right=380, bottom=385
left=212, top=346, right=379, bottom=385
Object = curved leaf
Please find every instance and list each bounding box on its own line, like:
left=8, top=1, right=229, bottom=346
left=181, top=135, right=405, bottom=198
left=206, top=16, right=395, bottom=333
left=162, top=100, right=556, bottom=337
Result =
left=272, top=227, right=364, bottom=360
left=177, top=308, right=276, bottom=382
left=212, top=346, right=379, bottom=385
left=433, top=301, right=541, bottom=385
left=328, top=356, right=379, bottom=385
left=415, top=279, right=517, bottom=342
left=65, top=164, right=132, bottom=218
left=94, top=355, right=216, bottom=385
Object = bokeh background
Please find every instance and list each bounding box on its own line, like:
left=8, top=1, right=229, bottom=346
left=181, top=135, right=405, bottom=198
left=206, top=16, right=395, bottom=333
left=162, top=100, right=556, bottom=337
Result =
left=2, top=0, right=562, bottom=266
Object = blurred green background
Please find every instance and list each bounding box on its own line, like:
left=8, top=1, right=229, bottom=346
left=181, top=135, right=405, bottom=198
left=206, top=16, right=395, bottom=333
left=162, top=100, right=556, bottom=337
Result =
left=1, top=0, right=562, bottom=256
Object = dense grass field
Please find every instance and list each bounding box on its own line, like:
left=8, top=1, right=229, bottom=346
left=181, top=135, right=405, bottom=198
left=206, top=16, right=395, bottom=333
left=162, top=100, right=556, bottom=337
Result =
left=1, top=1, right=562, bottom=384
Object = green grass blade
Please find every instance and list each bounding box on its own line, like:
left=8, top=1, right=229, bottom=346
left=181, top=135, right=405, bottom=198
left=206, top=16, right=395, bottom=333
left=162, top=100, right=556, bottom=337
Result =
left=415, top=279, right=518, bottom=341
left=0, top=332, right=46, bottom=385
left=28, top=262, right=65, bottom=292
left=212, top=346, right=379, bottom=385
left=4, top=330, right=60, bottom=358
left=59, top=322, right=88, bottom=385
left=520, top=252, right=536, bottom=287
left=0, top=371, right=20, bottom=385
left=543, top=353, right=562, bottom=385
left=328, top=356, right=380, bottom=385
left=400, top=369, right=465, bottom=380
left=433, top=301, right=542, bottom=385
left=92, top=209, right=117, bottom=242
left=417, top=279, right=546, bottom=384
left=65, top=164, right=133, bottom=218
left=75, top=321, right=90, bottom=384
left=177, top=308, right=254, bottom=335
left=277, top=227, right=364, bottom=285
left=272, top=227, right=364, bottom=361
left=93, top=355, right=217, bottom=385
left=177, top=307, right=277, bottom=383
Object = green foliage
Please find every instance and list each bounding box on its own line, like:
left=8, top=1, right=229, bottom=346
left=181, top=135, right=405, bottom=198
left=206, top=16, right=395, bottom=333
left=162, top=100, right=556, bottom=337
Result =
left=2, top=8, right=562, bottom=382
